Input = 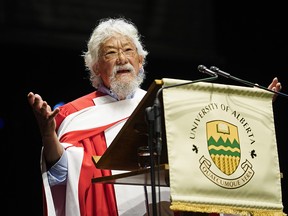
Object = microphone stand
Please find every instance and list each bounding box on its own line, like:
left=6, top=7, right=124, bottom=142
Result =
left=210, top=66, right=288, bottom=99
left=145, top=70, right=218, bottom=216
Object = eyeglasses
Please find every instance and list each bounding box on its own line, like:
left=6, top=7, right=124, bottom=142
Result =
left=101, top=48, right=136, bottom=60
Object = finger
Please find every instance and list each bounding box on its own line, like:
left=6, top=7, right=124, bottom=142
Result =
left=50, top=108, right=60, bottom=119
left=41, top=101, right=48, bottom=112
left=271, top=81, right=281, bottom=93
left=268, top=77, right=278, bottom=90
left=40, top=101, right=55, bottom=117
left=27, top=92, right=36, bottom=106
left=32, top=94, right=44, bottom=110
left=276, top=82, right=282, bottom=92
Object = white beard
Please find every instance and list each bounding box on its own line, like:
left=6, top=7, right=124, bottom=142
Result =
left=110, top=64, right=145, bottom=99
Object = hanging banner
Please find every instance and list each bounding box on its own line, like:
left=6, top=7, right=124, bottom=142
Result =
left=162, top=78, right=285, bottom=216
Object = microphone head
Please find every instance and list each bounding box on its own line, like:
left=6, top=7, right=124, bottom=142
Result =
left=197, top=64, right=217, bottom=77
left=210, top=66, right=220, bottom=72
left=197, top=65, right=207, bottom=73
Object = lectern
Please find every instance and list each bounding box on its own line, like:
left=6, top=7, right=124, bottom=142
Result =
left=94, top=79, right=168, bottom=172
left=92, top=77, right=286, bottom=216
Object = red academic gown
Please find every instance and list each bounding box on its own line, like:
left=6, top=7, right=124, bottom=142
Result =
left=41, top=90, right=143, bottom=216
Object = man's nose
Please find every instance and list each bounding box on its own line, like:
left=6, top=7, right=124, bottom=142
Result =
left=116, top=51, right=128, bottom=64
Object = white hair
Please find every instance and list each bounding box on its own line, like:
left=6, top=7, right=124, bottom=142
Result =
left=83, top=17, right=148, bottom=89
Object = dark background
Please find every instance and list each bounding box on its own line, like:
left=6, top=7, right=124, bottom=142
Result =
left=1, top=1, right=287, bottom=215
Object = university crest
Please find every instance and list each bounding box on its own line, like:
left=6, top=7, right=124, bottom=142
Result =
left=206, top=120, right=240, bottom=175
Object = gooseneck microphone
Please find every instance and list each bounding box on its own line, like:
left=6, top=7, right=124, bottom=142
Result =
left=198, top=65, right=218, bottom=77
left=210, top=66, right=231, bottom=78
left=210, top=66, right=288, bottom=99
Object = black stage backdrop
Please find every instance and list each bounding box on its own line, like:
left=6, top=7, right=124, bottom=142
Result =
left=1, top=1, right=287, bottom=215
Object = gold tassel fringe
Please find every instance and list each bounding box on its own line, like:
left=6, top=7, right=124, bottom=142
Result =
left=170, top=201, right=287, bottom=216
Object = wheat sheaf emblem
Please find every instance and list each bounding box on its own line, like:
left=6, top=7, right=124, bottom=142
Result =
left=206, top=120, right=241, bottom=175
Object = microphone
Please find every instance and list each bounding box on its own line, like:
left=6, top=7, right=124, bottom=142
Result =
left=210, top=66, right=230, bottom=78
left=198, top=65, right=218, bottom=77
left=210, top=66, right=288, bottom=99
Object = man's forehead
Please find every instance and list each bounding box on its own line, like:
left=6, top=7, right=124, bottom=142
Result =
left=102, top=35, right=134, bottom=48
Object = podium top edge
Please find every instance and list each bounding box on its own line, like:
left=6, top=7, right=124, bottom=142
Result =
left=155, top=79, right=164, bottom=85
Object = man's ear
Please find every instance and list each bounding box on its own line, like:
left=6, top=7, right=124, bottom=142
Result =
left=92, top=63, right=99, bottom=76
left=138, top=55, right=144, bottom=68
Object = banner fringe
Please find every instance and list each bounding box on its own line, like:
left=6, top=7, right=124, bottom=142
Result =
left=170, top=201, right=287, bottom=216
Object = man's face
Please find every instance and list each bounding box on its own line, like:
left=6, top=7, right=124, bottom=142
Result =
left=94, top=35, right=143, bottom=89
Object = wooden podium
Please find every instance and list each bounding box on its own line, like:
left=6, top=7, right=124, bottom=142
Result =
left=92, top=157, right=169, bottom=187
left=95, top=80, right=168, bottom=171
left=92, top=79, right=169, bottom=186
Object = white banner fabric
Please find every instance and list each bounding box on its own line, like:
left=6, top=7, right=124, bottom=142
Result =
left=162, top=78, right=285, bottom=216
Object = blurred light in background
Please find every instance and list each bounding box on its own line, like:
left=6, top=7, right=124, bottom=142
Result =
left=53, top=101, right=65, bottom=110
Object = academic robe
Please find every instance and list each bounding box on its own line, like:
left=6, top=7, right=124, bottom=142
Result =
left=41, top=89, right=149, bottom=216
